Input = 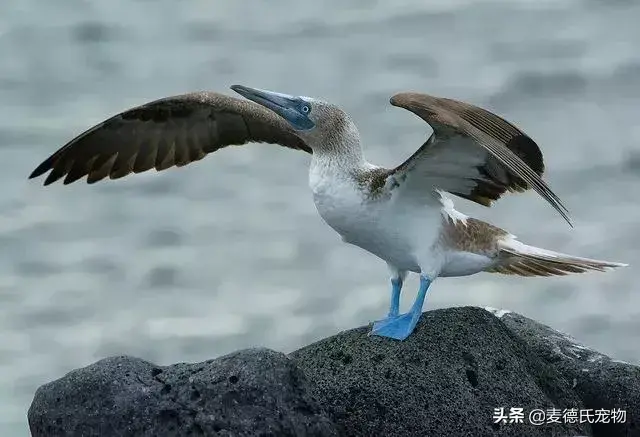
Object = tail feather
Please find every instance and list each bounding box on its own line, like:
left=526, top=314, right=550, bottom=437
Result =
left=486, top=238, right=627, bottom=277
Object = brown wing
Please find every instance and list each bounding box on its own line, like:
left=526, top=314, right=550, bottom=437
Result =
left=389, top=92, right=571, bottom=226
left=29, top=92, right=311, bottom=186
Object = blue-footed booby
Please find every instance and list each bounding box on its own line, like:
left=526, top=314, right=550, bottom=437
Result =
left=29, top=85, right=627, bottom=340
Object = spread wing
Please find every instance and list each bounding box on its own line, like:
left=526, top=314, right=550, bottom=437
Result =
left=29, top=92, right=311, bottom=185
left=389, top=92, right=572, bottom=226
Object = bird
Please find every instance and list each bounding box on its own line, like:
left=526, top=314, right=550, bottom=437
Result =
left=28, top=85, right=627, bottom=340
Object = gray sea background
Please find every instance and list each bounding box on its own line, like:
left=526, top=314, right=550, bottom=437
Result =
left=1, top=0, right=639, bottom=434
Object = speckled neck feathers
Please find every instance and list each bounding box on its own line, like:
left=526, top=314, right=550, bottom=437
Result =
left=306, top=111, right=365, bottom=170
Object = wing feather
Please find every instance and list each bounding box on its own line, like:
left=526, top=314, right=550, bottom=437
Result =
left=29, top=92, right=310, bottom=186
left=389, top=92, right=571, bottom=226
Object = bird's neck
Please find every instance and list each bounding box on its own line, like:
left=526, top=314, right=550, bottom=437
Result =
left=308, top=139, right=367, bottom=202
left=312, top=141, right=364, bottom=171
left=310, top=123, right=366, bottom=173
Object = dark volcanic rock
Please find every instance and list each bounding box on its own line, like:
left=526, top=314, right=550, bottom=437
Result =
left=28, top=307, right=639, bottom=437
left=28, top=348, right=339, bottom=437
left=496, top=309, right=640, bottom=437
left=291, top=306, right=593, bottom=437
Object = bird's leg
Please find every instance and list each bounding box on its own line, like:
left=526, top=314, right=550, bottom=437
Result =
left=384, top=265, right=406, bottom=316
left=388, top=277, right=402, bottom=317
left=370, top=266, right=406, bottom=332
left=371, top=275, right=432, bottom=341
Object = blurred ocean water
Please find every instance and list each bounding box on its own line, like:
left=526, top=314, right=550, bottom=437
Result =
left=1, top=0, right=638, bottom=434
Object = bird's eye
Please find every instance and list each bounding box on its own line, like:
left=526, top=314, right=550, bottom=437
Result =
left=301, top=105, right=310, bottom=114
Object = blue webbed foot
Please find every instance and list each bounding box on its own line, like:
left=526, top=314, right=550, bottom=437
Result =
left=371, top=311, right=422, bottom=340
left=370, top=275, right=432, bottom=341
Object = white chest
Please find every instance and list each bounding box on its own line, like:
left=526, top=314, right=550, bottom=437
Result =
left=308, top=164, right=365, bottom=236
left=307, top=160, right=427, bottom=271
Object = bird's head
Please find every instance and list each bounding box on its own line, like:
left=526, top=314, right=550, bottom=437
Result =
left=231, top=85, right=359, bottom=155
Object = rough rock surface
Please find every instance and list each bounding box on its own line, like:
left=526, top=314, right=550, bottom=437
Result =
left=292, top=306, right=592, bottom=437
left=29, top=306, right=639, bottom=437
left=494, top=308, right=640, bottom=437
left=28, top=348, right=339, bottom=437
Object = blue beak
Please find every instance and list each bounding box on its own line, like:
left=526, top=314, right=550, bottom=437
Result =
left=231, top=85, right=315, bottom=131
